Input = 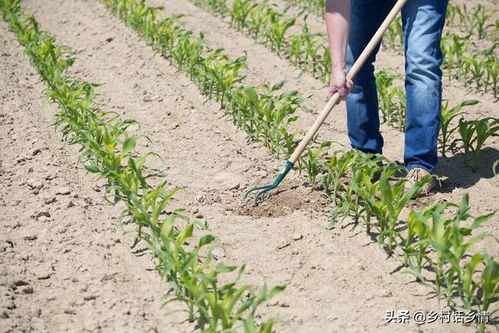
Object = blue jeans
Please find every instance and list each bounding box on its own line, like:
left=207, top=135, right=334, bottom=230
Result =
left=346, top=0, right=448, bottom=173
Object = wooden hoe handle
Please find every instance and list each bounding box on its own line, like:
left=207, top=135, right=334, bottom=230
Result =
left=288, top=0, right=408, bottom=164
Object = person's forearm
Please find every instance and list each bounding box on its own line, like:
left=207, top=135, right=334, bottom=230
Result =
left=325, top=0, right=350, bottom=72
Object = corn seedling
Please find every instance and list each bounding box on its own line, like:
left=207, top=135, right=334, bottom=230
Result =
left=289, top=0, right=324, bottom=15
left=375, top=68, right=406, bottom=130
left=441, top=33, right=470, bottom=80
left=469, top=5, right=495, bottom=40
left=439, top=99, right=479, bottom=158
left=230, top=0, right=255, bottom=30
left=485, top=56, right=499, bottom=98
left=299, top=141, right=331, bottom=185
left=403, top=206, right=440, bottom=282
left=456, top=117, right=499, bottom=172
left=321, top=149, right=357, bottom=202
left=427, top=195, right=497, bottom=308
left=384, top=16, right=403, bottom=53
left=265, top=9, right=296, bottom=54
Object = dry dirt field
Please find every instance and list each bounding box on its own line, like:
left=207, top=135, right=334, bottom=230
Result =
left=1, top=0, right=497, bottom=332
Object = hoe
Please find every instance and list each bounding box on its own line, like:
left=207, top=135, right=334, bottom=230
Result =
left=245, top=0, right=408, bottom=206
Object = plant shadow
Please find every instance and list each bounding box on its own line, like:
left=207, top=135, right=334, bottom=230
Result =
left=434, top=147, right=499, bottom=192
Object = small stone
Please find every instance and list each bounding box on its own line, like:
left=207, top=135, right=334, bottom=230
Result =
left=195, top=213, right=203, bottom=219
left=64, top=308, right=76, bottom=315
left=34, top=264, right=53, bottom=280
left=24, top=234, right=37, bottom=241
left=276, top=240, right=291, bottom=250
left=292, top=233, right=303, bottom=241
left=83, top=294, right=97, bottom=301
left=195, top=194, right=205, bottom=203
left=21, top=286, right=34, bottom=294
left=268, top=300, right=279, bottom=307
left=37, top=273, right=51, bottom=280
left=33, top=211, right=50, bottom=220
left=44, top=197, right=57, bottom=204
left=27, top=178, right=43, bottom=190
left=227, top=182, right=240, bottom=190
left=55, top=187, right=71, bottom=195
left=13, top=280, right=29, bottom=287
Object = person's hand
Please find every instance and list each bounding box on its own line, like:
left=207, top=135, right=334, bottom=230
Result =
left=328, top=69, right=353, bottom=101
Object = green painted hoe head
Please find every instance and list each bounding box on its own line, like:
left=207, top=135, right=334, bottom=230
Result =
left=244, top=160, right=294, bottom=206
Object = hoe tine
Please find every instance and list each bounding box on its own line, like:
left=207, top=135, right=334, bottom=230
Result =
left=244, top=160, right=294, bottom=207
left=244, top=183, right=277, bottom=206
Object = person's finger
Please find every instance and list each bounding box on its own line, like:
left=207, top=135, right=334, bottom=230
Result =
left=329, top=84, right=339, bottom=97
left=334, top=86, right=346, bottom=102
left=346, top=79, right=354, bottom=93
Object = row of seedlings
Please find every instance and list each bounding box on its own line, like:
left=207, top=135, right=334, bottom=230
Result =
left=104, top=0, right=498, bottom=329
left=0, top=1, right=285, bottom=332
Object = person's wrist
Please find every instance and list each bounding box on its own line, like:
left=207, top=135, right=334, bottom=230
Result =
left=332, top=62, right=346, bottom=73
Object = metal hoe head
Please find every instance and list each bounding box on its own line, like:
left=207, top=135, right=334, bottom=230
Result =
left=244, top=160, right=294, bottom=206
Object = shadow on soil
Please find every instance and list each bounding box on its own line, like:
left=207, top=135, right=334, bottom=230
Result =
left=434, top=147, right=499, bottom=192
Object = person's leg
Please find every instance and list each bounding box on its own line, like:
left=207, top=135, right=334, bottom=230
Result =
left=402, top=0, right=448, bottom=173
left=346, top=0, right=396, bottom=154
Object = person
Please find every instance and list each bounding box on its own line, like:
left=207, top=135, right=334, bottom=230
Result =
left=325, top=0, right=449, bottom=195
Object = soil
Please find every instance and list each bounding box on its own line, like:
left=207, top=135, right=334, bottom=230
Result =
left=0, top=0, right=497, bottom=332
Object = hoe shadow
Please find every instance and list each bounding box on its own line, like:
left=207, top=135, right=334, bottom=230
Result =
left=434, top=147, right=499, bottom=193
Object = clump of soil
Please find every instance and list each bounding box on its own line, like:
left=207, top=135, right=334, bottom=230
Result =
left=236, top=185, right=330, bottom=217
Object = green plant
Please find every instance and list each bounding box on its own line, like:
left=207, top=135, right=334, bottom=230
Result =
left=265, top=9, right=296, bottom=54
left=375, top=69, right=406, bottom=129
left=485, top=56, right=498, bottom=98
left=456, top=117, right=499, bottom=172
left=357, top=164, right=427, bottom=253
left=439, top=99, right=479, bottom=158
left=441, top=33, right=470, bottom=80
left=469, top=5, right=495, bottom=40
left=384, top=16, right=403, bottom=53
left=321, top=149, right=356, bottom=201
left=230, top=0, right=255, bottom=30
left=404, top=206, right=438, bottom=281
left=300, top=141, right=330, bottom=185
left=428, top=195, right=496, bottom=306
